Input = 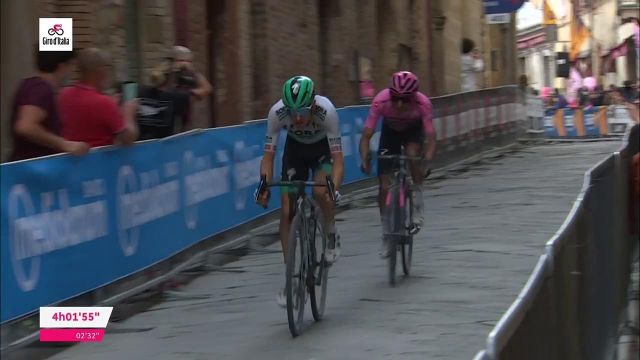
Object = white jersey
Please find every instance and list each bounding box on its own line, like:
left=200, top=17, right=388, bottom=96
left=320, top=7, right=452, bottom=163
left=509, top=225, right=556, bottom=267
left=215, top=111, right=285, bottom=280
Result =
left=264, top=95, right=342, bottom=153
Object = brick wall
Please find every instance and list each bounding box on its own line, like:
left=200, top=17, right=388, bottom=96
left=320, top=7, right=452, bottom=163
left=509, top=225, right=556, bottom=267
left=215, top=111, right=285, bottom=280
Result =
left=140, top=0, right=175, bottom=77
left=265, top=0, right=322, bottom=106
left=53, top=0, right=95, bottom=50
left=185, top=0, right=209, bottom=128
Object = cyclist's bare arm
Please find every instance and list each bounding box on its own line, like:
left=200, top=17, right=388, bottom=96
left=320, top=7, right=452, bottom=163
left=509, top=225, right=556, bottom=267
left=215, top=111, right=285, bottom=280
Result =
left=331, top=153, right=344, bottom=191
left=359, top=127, right=375, bottom=159
left=360, top=97, right=383, bottom=172
left=260, top=152, right=275, bottom=183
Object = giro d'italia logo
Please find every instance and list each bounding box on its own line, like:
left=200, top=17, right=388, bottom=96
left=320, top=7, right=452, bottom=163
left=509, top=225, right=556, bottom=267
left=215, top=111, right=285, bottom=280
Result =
left=39, top=18, right=73, bottom=51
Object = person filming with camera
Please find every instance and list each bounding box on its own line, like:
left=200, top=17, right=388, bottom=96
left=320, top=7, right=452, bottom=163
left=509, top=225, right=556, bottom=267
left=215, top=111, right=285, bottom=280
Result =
left=135, top=46, right=212, bottom=139
left=166, top=46, right=212, bottom=129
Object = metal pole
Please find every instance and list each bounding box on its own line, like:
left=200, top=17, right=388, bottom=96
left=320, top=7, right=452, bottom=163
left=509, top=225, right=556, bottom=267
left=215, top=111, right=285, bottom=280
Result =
left=589, top=0, right=596, bottom=80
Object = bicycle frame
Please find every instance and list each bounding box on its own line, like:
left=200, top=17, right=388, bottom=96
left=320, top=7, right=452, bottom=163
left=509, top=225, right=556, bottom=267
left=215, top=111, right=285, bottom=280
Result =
left=260, top=177, right=335, bottom=270
left=379, top=149, right=421, bottom=236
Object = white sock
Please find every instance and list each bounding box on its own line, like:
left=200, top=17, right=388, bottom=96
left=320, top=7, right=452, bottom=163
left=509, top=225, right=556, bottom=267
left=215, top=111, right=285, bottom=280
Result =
left=410, top=185, right=424, bottom=226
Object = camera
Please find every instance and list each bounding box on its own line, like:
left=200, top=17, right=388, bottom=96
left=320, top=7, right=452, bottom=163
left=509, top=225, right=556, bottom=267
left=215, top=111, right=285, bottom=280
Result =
left=174, top=67, right=197, bottom=89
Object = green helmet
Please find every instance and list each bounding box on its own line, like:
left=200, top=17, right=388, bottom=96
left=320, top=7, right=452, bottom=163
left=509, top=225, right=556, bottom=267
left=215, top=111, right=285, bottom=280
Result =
left=282, top=76, right=315, bottom=110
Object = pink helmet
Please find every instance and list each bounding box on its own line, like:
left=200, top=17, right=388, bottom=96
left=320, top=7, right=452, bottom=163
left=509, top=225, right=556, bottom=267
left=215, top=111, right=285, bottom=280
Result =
left=390, top=71, right=419, bottom=97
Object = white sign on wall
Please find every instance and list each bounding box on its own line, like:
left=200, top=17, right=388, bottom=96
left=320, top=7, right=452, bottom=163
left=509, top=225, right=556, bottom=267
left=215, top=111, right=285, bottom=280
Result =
left=486, top=13, right=510, bottom=24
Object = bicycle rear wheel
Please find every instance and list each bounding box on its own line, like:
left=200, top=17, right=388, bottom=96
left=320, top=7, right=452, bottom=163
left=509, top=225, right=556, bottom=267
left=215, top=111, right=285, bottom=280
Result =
left=309, top=207, right=329, bottom=321
left=286, top=213, right=306, bottom=337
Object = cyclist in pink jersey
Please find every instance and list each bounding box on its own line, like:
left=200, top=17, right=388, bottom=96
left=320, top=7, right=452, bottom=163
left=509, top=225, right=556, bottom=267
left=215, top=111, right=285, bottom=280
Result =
left=359, top=71, right=437, bottom=256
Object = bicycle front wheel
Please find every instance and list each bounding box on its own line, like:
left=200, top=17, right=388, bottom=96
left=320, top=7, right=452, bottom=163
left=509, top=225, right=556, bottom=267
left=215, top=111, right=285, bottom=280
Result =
left=402, top=193, right=413, bottom=276
left=388, top=235, right=398, bottom=286
left=286, top=213, right=306, bottom=337
left=384, top=187, right=402, bottom=287
left=401, top=237, right=413, bottom=276
left=310, top=207, right=329, bottom=321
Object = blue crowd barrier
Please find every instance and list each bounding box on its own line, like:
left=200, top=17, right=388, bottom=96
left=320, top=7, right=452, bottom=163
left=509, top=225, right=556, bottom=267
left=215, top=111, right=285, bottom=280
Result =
left=582, top=107, right=600, bottom=136
left=544, top=108, right=558, bottom=137
left=0, top=105, right=377, bottom=324
left=543, top=106, right=605, bottom=138
left=562, top=108, right=578, bottom=137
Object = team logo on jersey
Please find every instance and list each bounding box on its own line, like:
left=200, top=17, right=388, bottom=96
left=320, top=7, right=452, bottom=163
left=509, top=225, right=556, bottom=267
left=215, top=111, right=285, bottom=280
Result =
left=290, top=129, right=322, bottom=137
left=276, top=106, right=288, bottom=121
left=314, top=106, right=327, bottom=121
left=328, top=137, right=342, bottom=152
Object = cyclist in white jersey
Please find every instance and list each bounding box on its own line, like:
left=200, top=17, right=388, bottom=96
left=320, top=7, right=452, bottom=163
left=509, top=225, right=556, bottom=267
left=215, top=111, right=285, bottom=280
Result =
left=255, top=76, right=344, bottom=307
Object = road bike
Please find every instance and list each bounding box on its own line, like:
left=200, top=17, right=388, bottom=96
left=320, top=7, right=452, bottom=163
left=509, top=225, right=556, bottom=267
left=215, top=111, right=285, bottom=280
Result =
left=257, top=175, right=336, bottom=337
left=378, top=148, right=426, bottom=286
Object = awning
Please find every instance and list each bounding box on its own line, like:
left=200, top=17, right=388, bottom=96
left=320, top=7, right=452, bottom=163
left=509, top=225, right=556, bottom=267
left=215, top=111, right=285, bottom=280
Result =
left=618, top=21, right=638, bottom=44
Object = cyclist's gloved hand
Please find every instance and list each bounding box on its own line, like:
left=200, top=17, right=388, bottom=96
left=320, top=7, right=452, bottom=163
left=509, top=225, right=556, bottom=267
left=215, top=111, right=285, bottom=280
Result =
left=254, top=176, right=270, bottom=209
left=334, top=191, right=342, bottom=205
left=255, top=188, right=270, bottom=209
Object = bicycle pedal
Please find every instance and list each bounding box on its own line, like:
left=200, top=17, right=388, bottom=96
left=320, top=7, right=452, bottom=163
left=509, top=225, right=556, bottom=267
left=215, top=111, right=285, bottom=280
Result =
left=407, top=224, right=421, bottom=235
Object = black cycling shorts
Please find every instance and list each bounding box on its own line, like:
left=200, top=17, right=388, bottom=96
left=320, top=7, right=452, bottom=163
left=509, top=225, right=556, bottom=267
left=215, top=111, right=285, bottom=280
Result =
left=281, top=136, right=333, bottom=182
left=377, top=121, right=424, bottom=175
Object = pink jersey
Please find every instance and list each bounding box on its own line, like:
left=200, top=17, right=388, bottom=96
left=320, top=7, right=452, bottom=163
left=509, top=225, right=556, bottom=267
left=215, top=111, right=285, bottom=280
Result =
left=364, top=89, right=435, bottom=137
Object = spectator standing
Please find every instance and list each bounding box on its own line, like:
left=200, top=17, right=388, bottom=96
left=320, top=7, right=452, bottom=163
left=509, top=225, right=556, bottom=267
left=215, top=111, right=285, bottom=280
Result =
left=59, top=48, right=138, bottom=147
left=605, top=84, right=619, bottom=105
left=165, top=46, right=212, bottom=129
left=620, top=80, right=639, bottom=103
left=588, top=85, right=605, bottom=107
left=136, top=63, right=191, bottom=140
left=9, top=50, right=89, bottom=161
left=553, top=88, right=568, bottom=109
left=578, top=86, right=589, bottom=107
left=460, top=38, right=484, bottom=93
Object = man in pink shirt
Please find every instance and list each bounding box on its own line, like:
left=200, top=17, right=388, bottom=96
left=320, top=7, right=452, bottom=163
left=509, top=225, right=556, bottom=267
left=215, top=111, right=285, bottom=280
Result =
left=359, top=71, right=437, bottom=256
left=59, top=48, right=138, bottom=147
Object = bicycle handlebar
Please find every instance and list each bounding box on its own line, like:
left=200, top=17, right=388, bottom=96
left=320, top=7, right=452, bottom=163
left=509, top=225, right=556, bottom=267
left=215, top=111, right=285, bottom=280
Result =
left=377, top=154, right=424, bottom=161
left=267, top=181, right=328, bottom=187
left=256, top=175, right=337, bottom=203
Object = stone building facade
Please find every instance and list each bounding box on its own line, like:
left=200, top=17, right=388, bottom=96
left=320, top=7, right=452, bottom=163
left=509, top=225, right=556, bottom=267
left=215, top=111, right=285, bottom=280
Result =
left=1, top=0, right=518, bottom=161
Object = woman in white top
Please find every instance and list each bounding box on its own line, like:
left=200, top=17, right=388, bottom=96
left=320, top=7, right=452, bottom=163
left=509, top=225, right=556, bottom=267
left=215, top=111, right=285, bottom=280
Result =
left=460, top=38, right=484, bottom=93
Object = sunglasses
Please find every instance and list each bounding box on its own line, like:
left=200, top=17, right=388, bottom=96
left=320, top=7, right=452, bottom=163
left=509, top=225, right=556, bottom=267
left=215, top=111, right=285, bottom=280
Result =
left=391, top=96, right=412, bottom=104
left=287, top=106, right=312, bottom=116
